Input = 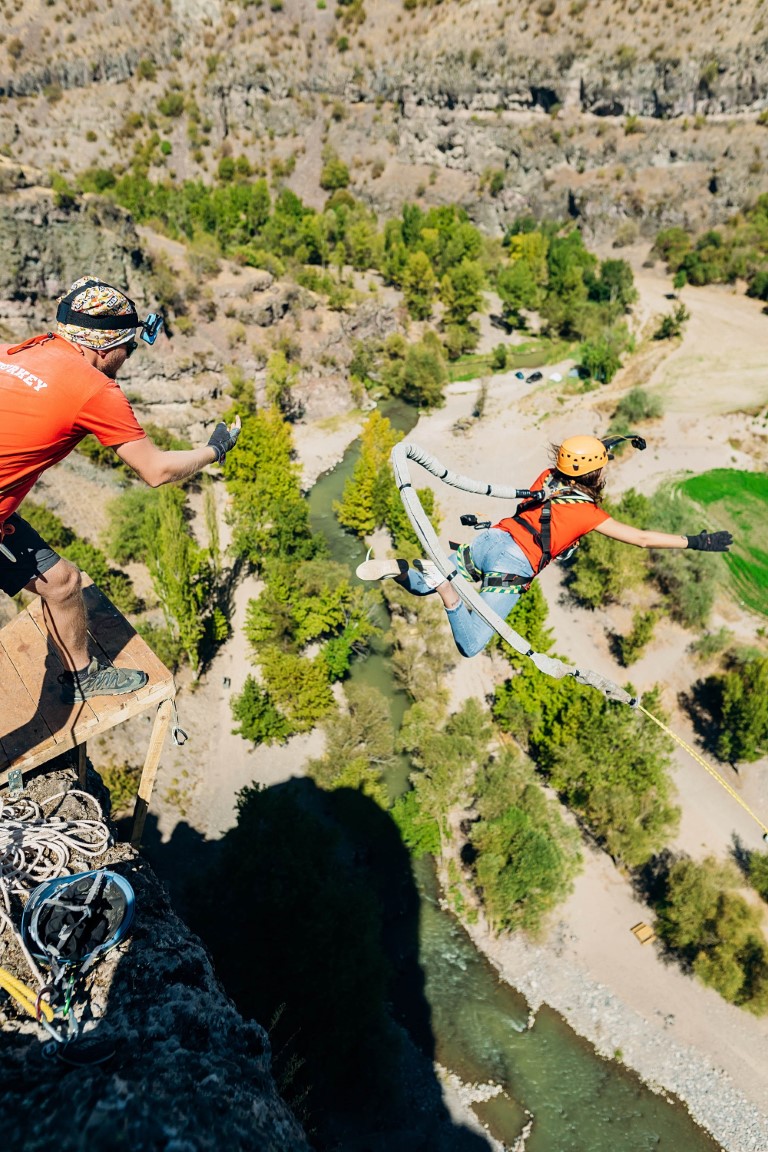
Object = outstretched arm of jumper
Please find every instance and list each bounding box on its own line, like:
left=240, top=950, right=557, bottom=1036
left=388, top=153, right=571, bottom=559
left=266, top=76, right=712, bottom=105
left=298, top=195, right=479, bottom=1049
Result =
left=594, top=518, right=732, bottom=551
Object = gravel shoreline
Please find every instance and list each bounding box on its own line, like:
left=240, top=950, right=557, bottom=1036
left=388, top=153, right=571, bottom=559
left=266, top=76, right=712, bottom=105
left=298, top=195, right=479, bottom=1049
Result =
left=463, top=915, right=768, bottom=1152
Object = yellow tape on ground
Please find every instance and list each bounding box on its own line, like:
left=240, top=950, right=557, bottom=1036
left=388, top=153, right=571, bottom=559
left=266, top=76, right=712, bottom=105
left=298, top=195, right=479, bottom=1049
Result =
left=638, top=705, right=768, bottom=837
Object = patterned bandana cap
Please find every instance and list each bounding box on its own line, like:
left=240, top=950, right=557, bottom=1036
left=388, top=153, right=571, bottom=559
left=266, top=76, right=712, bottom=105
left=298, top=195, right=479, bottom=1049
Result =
left=56, top=276, right=138, bottom=350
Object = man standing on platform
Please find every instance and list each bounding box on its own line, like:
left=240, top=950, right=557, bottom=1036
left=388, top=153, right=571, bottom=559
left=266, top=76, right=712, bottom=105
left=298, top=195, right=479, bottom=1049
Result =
left=0, top=275, right=241, bottom=702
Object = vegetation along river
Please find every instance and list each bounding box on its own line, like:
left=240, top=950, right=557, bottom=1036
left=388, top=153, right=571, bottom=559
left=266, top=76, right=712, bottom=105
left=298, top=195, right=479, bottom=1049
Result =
left=307, top=399, right=721, bottom=1151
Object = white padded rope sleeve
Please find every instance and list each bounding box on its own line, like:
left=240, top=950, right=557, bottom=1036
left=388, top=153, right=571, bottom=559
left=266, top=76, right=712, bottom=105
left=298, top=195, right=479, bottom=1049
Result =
left=390, top=441, right=636, bottom=707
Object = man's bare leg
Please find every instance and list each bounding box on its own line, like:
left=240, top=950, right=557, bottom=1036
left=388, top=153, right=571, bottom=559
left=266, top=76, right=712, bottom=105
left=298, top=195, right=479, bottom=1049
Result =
left=26, top=558, right=90, bottom=672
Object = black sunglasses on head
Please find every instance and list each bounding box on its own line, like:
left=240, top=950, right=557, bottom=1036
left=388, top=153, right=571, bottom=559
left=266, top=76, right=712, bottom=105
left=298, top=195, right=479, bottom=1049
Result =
left=123, top=339, right=138, bottom=358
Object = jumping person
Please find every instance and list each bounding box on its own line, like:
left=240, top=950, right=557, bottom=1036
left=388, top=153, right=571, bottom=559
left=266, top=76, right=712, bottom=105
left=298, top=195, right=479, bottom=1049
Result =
left=0, top=275, right=242, bottom=701
left=356, top=434, right=733, bottom=658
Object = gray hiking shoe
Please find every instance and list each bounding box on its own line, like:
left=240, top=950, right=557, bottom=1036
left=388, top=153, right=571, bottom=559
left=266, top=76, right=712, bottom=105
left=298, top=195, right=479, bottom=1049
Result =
left=59, top=657, right=148, bottom=703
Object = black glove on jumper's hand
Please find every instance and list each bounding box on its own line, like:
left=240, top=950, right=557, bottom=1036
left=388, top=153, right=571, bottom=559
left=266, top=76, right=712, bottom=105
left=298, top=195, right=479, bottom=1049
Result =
left=686, top=530, right=733, bottom=552
left=208, top=417, right=241, bottom=464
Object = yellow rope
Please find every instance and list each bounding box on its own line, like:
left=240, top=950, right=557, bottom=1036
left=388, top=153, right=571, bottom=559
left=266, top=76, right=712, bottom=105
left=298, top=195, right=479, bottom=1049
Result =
left=637, top=705, right=768, bottom=837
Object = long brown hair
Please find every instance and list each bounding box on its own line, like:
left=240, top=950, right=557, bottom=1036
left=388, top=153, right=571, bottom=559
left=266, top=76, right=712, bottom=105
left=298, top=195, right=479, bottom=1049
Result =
left=547, top=444, right=606, bottom=505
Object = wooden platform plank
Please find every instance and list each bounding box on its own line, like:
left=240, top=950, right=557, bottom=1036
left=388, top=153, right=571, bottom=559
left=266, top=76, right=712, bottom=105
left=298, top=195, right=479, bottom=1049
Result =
left=0, top=606, right=98, bottom=749
left=1, top=578, right=177, bottom=827
left=3, top=678, right=175, bottom=774
left=0, top=640, right=56, bottom=765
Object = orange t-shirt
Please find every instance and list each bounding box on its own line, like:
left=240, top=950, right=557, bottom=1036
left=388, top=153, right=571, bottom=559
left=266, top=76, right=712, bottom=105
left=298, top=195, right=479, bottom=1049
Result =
left=495, top=469, right=610, bottom=569
left=0, top=333, right=146, bottom=523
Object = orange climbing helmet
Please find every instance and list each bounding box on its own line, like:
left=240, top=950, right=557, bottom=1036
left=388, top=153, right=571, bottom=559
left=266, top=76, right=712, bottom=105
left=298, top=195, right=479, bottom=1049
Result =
left=556, top=435, right=609, bottom=476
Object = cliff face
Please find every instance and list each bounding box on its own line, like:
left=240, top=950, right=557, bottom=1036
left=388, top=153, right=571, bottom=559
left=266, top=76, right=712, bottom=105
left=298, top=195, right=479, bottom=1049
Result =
left=1, top=0, right=766, bottom=243
left=0, top=164, right=149, bottom=314
left=0, top=761, right=310, bottom=1152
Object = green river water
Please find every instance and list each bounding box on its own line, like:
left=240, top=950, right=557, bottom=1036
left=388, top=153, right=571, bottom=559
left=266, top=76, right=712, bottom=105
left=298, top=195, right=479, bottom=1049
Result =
left=307, top=400, right=722, bottom=1152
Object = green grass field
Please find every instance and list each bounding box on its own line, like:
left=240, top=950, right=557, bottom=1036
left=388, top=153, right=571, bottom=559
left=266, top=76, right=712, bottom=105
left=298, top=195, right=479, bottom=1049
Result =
left=680, top=469, right=768, bottom=618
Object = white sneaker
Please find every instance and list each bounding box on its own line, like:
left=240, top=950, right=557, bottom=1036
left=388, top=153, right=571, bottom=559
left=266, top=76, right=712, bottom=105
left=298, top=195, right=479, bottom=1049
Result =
left=356, top=556, right=409, bottom=581
left=412, top=558, right=447, bottom=590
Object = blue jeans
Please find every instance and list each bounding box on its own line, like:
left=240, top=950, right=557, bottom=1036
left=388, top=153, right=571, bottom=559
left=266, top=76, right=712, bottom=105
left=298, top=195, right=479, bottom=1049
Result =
left=403, top=528, right=535, bottom=658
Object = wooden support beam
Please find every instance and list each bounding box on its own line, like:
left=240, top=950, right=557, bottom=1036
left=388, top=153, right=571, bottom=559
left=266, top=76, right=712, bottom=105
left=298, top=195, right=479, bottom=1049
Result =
left=77, top=743, right=87, bottom=788
left=130, top=697, right=174, bottom=849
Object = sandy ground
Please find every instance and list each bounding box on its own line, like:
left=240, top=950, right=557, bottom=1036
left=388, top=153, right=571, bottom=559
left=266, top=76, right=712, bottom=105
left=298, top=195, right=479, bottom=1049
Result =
left=37, top=248, right=768, bottom=1144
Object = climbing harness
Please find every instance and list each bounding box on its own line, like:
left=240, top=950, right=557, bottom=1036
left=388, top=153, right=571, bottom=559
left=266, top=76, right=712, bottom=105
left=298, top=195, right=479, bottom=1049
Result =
left=0, top=790, right=129, bottom=1059
left=455, top=542, right=532, bottom=593
left=390, top=441, right=636, bottom=706
left=506, top=474, right=596, bottom=575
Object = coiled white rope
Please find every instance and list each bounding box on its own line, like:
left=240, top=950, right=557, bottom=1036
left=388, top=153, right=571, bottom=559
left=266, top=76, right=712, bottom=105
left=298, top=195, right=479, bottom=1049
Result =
left=0, top=790, right=110, bottom=988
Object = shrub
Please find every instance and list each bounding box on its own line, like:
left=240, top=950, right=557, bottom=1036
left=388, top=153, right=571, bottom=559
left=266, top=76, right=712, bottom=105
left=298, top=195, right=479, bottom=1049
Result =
left=614, top=609, right=659, bottom=666
left=157, top=89, right=185, bottom=118
left=491, top=343, right=508, bottom=370
left=320, top=154, right=350, bottom=190
left=137, top=58, right=157, bottom=81
left=654, top=302, right=690, bottom=340
left=611, top=387, right=663, bottom=426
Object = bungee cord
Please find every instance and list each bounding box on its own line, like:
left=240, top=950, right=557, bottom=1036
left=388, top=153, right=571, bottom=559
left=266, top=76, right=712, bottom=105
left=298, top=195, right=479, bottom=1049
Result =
left=638, top=706, right=768, bottom=837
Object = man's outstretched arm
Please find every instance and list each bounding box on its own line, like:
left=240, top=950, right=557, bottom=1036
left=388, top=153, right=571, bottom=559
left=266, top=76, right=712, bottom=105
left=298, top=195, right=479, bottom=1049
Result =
left=114, top=417, right=241, bottom=486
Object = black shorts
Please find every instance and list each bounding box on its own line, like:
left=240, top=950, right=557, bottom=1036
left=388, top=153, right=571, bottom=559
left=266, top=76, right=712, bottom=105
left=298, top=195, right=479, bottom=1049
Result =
left=0, top=513, right=61, bottom=596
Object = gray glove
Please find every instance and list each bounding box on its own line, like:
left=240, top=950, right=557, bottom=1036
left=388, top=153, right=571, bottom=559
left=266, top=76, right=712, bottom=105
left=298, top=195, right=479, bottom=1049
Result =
left=208, top=417, right=241, bottom=464
left=686, top=530, right=733, bottom=552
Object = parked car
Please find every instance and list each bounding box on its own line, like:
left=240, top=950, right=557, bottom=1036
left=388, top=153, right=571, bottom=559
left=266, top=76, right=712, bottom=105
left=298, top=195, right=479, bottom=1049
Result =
left=525, top=370, right=543, bottom=383
left=514, top=370, right=525, bottom=380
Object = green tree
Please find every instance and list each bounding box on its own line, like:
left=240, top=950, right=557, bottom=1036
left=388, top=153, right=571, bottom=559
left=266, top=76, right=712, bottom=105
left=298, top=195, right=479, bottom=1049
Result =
left=712, top=654, right=768, bottom=762
left=145, top=487, right=211, bottom=672
left=579, top=335, right=623, bottom=383
left=224, top=406, right=318, bottom=567
left=565, top=492, right=651, bottom=608
left=380, top=331, right=448, bottom=408
left=265, top=350, right=300, bottom=417
left=320, top=153, right=350, bottom=191
left=615, top=609, right=659, bottom=666
left=470, top=748, right=581, bottom=933
left=492, top=580, right=554, bottom=667
left=655, top=855, right=768, bottom=1012
left=402, top=251, right=436, bottom=319
left=260, top=647, right=336, bottom=732
left=336, top=410, right=402, bottom=537
left=231, top=674, right=292, bottom=744
left=494, top=671, right=679, bottom=867
left=440, top=259, right=485, bottom=326
left=654, top=303, right=690, bottom=340
left=305, top=682, right=393, bottom=805
left=589, top=258, right=637, bottom=310
left=645, top=488, right=718, bottom=629
left=497, top=254, right=544, bottom=321
left=390, top=789, right=441, bottom=857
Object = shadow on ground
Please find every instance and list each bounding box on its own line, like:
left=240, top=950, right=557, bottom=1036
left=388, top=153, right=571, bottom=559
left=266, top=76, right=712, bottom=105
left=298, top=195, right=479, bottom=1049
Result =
left=142, top=777, right=493, bottom=1152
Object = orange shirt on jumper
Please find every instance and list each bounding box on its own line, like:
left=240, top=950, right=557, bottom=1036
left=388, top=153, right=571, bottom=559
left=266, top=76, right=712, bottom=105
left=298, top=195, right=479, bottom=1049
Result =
left=0, top=333, right=146, bottom=522
left=494, top=469, right=610, bottom=569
